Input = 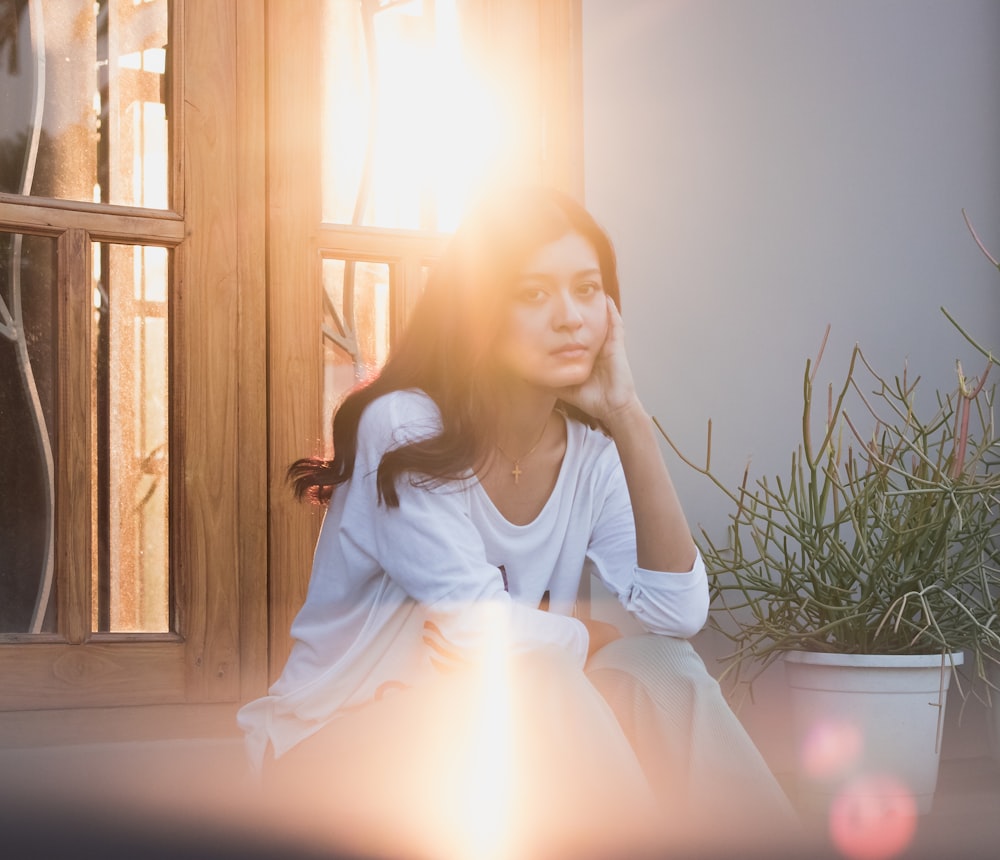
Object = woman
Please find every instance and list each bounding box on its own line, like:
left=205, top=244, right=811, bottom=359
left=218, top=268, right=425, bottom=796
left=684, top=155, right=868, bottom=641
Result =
left=239, top=188, right=797, bottom=858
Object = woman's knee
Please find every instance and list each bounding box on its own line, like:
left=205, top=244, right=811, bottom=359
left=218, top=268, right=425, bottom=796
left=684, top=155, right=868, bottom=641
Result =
left=587, top=633, right=709, bottom=680
left=585, top=633, right=732, bottom=721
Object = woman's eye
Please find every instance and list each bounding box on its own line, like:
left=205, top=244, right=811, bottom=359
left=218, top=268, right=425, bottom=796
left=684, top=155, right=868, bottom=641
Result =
left=576, top=281, right=603, bottom=297
left=517, top=286, right=547, bottom=303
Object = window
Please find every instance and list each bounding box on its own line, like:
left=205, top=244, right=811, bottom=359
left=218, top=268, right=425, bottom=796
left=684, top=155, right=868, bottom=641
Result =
left=1, top=0, right=171, bottom=638
left=0, top=0, right=265, bottom=738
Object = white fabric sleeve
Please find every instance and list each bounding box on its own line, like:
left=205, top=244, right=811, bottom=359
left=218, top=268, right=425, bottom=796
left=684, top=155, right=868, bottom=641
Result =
left=339, top=392, right=590, bottom=665
left=585, top=450, right=709, bottom=638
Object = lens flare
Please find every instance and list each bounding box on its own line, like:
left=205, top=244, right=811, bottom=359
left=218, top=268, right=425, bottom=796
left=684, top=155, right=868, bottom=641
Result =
left=801, top=718, right=864, bottom=780
left=828, top=774, right=918, bottom=860
left=453, top=604, right=513, bottom=860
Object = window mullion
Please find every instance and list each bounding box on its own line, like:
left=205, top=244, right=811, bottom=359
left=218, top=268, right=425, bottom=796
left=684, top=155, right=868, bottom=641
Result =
left=56, top=228, right=93, bottom=645
left=397, top=256, right=424, bottom=337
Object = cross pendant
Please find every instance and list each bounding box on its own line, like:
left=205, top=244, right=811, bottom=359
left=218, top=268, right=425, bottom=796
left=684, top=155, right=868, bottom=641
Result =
left=511, top=461, right=523, bottom=484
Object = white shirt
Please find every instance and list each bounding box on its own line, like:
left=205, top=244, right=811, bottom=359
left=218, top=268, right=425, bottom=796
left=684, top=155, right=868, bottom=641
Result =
left=238, top=389, right=708, bottom=769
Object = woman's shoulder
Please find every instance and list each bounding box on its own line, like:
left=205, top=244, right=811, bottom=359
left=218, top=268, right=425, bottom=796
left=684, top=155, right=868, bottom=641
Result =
left=358, top=388, right=442, bottom=445
left=564, top=413, right=619, bottom=469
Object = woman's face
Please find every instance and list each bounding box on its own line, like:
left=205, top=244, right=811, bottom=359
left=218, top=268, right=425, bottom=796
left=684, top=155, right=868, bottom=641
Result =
left=493, top=232, right=609, bottom=391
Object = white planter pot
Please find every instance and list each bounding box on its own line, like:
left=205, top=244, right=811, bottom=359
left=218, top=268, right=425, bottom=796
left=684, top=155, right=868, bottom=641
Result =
left=783, top=650, right=963, bottom=817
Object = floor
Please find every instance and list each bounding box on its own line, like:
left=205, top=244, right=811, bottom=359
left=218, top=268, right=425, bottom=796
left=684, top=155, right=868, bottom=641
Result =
left=3, top=743, right=999, bottom=859
left=901, top=755, right=1000, bottom=858
left=786, top=754, right=1000, bottom=860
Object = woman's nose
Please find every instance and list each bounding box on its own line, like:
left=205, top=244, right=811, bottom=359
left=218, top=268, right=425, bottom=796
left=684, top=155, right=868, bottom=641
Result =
left=553, top=290, right=584, bottom=329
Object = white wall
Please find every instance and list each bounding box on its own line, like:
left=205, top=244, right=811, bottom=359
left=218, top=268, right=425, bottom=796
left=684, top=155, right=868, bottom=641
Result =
left=582, top=0, right=1000, bottom=771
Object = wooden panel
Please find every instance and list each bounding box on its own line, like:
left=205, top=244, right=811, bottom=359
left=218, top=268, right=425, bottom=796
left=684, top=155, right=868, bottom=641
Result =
left=266, top=0, right=325, bottom=681
left=235, top=0, right=270, bottom=702
left=0, top=197, right=185, bottom=244
left=178, top=0, right=242, bottom=702
left=56, top=230, right=92, bottom=646
left=0, top=642, right=187, bottom=709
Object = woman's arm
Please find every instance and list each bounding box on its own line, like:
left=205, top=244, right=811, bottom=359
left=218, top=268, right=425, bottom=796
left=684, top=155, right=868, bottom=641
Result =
left=583, top=446, right=708, bottom=638
left=559, top=297, right=697, bottom=573
left=603, top=399, right=697, bottom=572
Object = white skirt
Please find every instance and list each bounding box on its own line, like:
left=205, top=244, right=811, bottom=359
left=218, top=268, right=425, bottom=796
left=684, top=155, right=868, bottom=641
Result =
left=262, top=635, right=800, bottom=859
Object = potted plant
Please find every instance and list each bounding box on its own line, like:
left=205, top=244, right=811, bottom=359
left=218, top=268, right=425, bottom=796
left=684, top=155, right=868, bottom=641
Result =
left=656, top=320, right=1000, bottom=820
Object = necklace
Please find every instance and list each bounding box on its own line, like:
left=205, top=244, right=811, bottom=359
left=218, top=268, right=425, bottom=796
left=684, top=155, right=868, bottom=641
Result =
left=496, top=416, right=551, bottom=485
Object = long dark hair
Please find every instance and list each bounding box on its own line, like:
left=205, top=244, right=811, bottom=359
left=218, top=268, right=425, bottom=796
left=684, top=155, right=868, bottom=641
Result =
left=288, top=186, right=621, bottom=506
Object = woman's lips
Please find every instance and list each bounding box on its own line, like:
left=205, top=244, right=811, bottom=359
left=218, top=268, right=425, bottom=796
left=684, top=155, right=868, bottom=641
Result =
left=552, top=343, right=588, bottom=357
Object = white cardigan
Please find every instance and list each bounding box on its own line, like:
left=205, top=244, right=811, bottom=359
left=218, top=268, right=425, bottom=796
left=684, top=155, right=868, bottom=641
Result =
left=238, top=389, right=708, bottom=770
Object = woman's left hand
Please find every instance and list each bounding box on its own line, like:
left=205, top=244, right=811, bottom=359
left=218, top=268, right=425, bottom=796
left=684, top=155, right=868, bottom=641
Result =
left=558, top=296, right=640, bottom=427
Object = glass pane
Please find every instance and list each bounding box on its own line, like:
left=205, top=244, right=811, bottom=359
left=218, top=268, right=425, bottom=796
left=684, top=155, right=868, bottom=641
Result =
left=0, top=0, right=169, bottom=208
left=92, top=242, right=169, bottom=632
left=321, top=0, right=499, bottom=232
left=322, top=258, right=390, bottom=452
left=0, top=231, right=58, bottom=634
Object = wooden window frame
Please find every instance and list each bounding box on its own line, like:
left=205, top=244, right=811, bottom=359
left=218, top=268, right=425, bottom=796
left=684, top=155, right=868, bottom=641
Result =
left=0, top=0, right=268, bottom=744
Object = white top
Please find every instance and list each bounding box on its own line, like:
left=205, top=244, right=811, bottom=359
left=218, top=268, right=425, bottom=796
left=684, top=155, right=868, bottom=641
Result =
left=238, top=389, right=709, bottom=770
